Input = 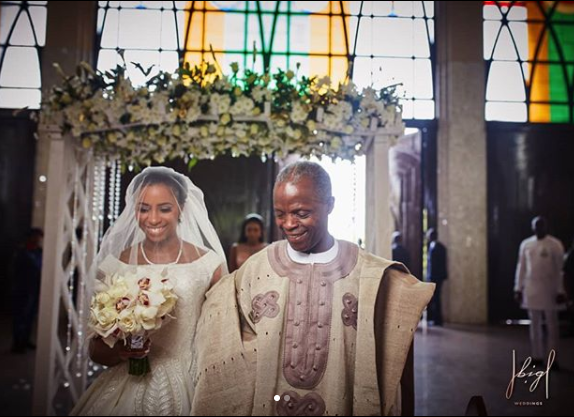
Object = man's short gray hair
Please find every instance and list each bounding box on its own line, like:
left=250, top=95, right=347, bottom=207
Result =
left=275, top=161, right=332, bottom=203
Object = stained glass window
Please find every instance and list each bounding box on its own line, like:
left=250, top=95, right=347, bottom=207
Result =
left=97, top=1, right=435, bottom=119
left=0, top=1, right=47, bottom=109
left=484, top=1, right=574, bottom=123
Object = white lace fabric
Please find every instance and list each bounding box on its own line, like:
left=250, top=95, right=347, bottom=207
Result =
left=71, top=252, right=221, bottom=416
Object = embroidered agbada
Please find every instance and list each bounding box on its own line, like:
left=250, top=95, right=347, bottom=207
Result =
left=192, top=240, right=434, bottom=416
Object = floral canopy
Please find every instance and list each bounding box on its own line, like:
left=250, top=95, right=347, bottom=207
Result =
left=43, top=60, right=402, bottom=169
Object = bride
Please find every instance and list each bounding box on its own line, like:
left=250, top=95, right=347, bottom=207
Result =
left=71, top=167, right=227, bottom=416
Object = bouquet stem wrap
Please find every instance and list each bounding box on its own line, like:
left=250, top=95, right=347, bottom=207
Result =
left=128, top=334, right=150, bottom=376
left=129, top=357, right=150, bottom=376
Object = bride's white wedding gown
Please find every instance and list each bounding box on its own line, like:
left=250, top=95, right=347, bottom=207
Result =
left=71, top=251, right=221, bottom=416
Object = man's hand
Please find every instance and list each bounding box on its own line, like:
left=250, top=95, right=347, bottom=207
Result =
left=514, top=291, right=523, bottom=304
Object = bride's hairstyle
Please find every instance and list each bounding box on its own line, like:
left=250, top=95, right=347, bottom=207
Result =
left=132, top=169, right=188, bottom=208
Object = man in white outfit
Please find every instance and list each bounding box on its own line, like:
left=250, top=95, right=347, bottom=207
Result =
left=514, top=216, right=567, bottom=367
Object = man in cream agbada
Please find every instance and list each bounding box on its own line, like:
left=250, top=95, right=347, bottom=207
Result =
left=192, top=161, right=435, bottom=416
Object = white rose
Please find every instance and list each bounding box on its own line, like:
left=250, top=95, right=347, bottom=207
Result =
left=96, top=306, right=117, bottom=327
left=89, top=309, right=98, bottom=326
left=108, top=279, right=129, bottom=300
left=92, top=307, right=118, bottom=337
left=118, top=310, right=141, bottom=334
left=95, top=292, right=112, bottom=307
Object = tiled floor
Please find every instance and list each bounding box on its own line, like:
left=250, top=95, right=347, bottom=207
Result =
left=0, top=315, right=572, bottom=416
left=415, top=324, right=574, bottom=416
left=0, top=316, right=35, bottom=416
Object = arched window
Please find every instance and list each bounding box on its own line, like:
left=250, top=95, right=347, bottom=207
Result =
left=484, top=1, right=574, bottom=123
left=96, top=1, right=435, bottom=119
left=0, top=1, right=47, bottom=109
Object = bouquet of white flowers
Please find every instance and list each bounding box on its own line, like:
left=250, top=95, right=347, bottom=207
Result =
left=88, top=270, right=178, bottom=375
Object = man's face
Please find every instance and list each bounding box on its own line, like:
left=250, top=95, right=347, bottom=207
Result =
left=273, top=177, right=334, bottom=253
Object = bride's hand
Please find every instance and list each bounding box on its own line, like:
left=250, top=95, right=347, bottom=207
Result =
left=118, top=338, right=152, bottom=361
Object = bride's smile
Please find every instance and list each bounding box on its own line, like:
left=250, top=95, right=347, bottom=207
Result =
left=145, top=225, right=168, bottom=237
left=137, top=184, right=181, bottom=245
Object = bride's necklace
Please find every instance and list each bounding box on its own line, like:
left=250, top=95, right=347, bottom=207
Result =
left=140, top=239, right=183, bottom=265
